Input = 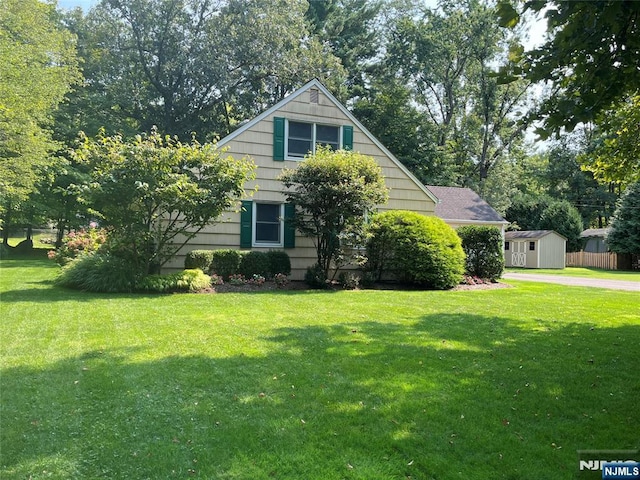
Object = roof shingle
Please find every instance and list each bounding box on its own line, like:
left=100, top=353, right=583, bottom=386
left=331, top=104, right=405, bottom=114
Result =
left=426, top=185, right=506, bottom=223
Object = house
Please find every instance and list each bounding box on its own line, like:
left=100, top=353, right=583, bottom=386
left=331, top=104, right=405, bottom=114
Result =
left=425, top=185, right=508, bottom=235
left=165, top=79, right=439, bottom=279
left=504, top=230, right=566, bottom=269
left=580, top=228, right=609, bottom=253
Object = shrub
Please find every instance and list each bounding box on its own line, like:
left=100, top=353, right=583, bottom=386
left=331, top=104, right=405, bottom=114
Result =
left=274, top=273, right=289, bottom=288
left=266, top=250, right=291, bottom=276
left=209, top=249, right=244, bottom=279
left=238, top=251, right=271, bottom=278
left=49, top=224, right=108, bottom=266
left=304, top=263, right=328, bottom=289
left=56, top=252, right=140, bottom=292
left=338, top=271, right=360, bottom=290
left=136, top=269, right=211, bottom=293
left=184, top=250, right=215, bottom=271
left=456, top=225, right=504, bottom=281
left=228, top=273, right=246, bottom=285
left=365, top=210, right=465, bottom=289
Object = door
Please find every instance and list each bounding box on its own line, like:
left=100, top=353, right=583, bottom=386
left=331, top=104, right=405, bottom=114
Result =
left=512, top=241, right=526, bottom=267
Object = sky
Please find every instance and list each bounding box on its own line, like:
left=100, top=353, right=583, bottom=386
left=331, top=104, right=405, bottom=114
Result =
left=57, top=0, right=97, bottom=10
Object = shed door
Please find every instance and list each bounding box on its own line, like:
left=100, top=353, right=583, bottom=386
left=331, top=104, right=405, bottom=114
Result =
left=511, top=241, right=526, bottom=267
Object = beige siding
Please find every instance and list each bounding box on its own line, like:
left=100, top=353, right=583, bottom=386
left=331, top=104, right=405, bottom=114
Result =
left=165, top=86, right=436, bottom=279
left=538, top=234, right=566, bottom=269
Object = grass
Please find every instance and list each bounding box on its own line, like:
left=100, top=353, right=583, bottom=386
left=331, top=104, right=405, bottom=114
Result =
left=3, top=233, right=55, bottom=249
left=1, top=260, right=639, bottom=479
left=505, top=266, right=640, bottom=282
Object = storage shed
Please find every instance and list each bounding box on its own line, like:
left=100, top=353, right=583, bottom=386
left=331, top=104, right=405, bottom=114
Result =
left=580, top=228, right=610, bottom=253
left=504, top=230, right=567, bottom=269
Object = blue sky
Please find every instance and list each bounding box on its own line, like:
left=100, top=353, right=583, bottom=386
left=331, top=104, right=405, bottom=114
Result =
left=57, top=0, right=98, bottom=11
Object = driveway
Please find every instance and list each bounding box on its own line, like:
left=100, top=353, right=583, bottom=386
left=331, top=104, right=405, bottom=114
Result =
left=502, top=273, right=640, bottom=292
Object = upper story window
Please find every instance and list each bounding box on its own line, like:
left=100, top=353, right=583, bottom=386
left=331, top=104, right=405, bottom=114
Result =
left=287, top=120, right=340, bottom=159
left=254, top=203, right=283, bottom=246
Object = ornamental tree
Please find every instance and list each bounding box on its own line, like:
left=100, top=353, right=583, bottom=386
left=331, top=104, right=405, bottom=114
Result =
left=279, top=147, right=389, bottom=278
left=607, top=182, right=640, bottom=255
left=74, top=129, right=255, bottom=274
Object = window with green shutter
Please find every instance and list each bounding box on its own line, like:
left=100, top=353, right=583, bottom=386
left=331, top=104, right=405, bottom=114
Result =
left=276, top=118, right=352, bottom=160
left=240, top=201, right=295, bottom=249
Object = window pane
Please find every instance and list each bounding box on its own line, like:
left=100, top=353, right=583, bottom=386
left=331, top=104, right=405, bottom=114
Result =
left=288, top=139, right=312, bottom=157
left=316, top=125, right=339, bottom=150
left=256, top=203, right=279, bottom=222
left=256, top=223, right=280, bottom=243
left=289, top=121, right=312, bottom=138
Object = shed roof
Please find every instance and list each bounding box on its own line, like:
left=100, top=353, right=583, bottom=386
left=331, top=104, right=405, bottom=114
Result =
left=425, top=185, right=507, bottom=223
left=505, top=230, right=567, bottom=240
left=580, top=228, right=609, bottom=238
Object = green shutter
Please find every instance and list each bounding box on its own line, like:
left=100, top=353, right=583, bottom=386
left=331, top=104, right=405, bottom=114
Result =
left=273, top=117, right=285, bottom=161
left=240, top=200, right=253, bottom=248
left=284, top=203, right=296, bottom=249
left=342, top=125, right=353, bottom=151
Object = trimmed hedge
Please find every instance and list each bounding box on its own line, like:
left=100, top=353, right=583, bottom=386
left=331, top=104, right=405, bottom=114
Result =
left=456, top=225, right=504, bottom=281
left=365, top=210, right=465, bottom=289
left=185, top=249, right=291, bottom=279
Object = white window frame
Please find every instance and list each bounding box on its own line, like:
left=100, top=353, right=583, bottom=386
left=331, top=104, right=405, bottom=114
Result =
left=285, top=120, right=341, bottom=160
left=252, top=202, right=284, bottom=248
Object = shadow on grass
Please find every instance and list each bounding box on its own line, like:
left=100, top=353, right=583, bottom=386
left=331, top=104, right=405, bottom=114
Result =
left=2, top=315, right=639, bottom=480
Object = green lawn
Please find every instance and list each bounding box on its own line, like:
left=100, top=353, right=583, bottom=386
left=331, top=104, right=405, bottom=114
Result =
left=2, top=260, right=639, bottom=479
left=505, top=266, right=640, bottom=282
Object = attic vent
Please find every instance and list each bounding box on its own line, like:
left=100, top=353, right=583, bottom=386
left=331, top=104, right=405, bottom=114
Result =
left=310, top=88, right=319, bottom=104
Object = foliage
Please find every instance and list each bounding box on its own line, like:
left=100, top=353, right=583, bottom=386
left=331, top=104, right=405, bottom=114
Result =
left=73, top=129, right=255, bottom=274
left=62, top=0, right=344, bottom=141
left=48, top=223, right=107, bottom=266
left=579, top=95, right=640, bottom=187
left=457, top=226, right=504, bottom=281
left=209, top=250, right=245, bottom=280
left=0, top=0, right=80, bottom=228
left=304, top=263, right=328, bottom=289
left=384, top=0, right=531, bottom=186
left=538, top=200, right=584, bottom=252
left=279, top=147, right=388, bottom=278
left=136, top=269, right=211, bottom=293
left=607, top=183, right=640, bottom=255
left=238, top=251, right=271, bottom=279
left=498, top=0, right=640, bottom=136
left=266, top=250, right=292, bottom=277
left=184, top=250, right=216, bottom=271
left=273, top=272, right=289, bottom=288
left=365, top=210, right=465, bottom=289
left=55, top=252, right=140, bottom=292
left=505, top=194, right=554, bottom=230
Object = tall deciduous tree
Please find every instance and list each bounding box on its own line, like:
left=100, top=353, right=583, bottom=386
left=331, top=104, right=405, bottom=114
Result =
left=74, top=129, right=255, bottom=274
left=384, top=0, right=531, bottom=188
left=579, top=95, right=640, bottom=187
left=498, top=0, right=640, bottom=136
left=0, top=0, right=80, bottom=240
left=279, top=147, right=389, bottom=278
left=63, top=0, right=344, bottom=141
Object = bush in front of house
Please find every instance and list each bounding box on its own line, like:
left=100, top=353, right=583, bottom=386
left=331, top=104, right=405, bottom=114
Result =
left=456, top=225, right=504, bottom=281
left=365, top=210, right=465, bottom=289
left=136, top=269, right=211, bottom=293
left=184, top=250, right=216, bottom=271
left=305, top=263, right=328, bottom=289
left=186, top=249, right=291, bottom=279
left=238, top=251, right=271, bottom=278
left=209, top=249, right=244, bottom=279
left=266, top=250, right=291, bottom=276
left=56, top=252, right=140, bottom=292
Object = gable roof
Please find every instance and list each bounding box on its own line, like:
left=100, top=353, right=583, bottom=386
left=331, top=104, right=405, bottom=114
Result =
left=580, top=228, right=609, bottom=238
left=425, top=185, right=507, bottom=223
left=505, top=230, right=567, bottom=240
left=217, top=79, right=439, bottom=204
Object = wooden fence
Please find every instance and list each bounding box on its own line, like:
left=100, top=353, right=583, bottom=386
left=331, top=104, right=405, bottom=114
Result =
left=565, top=251, right=618, bottom=270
